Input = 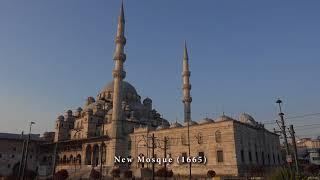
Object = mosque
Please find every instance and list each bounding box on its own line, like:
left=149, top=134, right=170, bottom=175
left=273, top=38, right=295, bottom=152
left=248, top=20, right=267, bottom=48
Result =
left=40, top=2, right=282, bottom=178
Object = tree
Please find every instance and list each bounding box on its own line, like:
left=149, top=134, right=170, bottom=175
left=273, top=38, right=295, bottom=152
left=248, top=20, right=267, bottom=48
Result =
left=54, top=169, right=68, bottom=180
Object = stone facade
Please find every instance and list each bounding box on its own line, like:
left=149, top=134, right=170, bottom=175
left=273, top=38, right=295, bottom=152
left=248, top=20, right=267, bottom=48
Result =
left=0, top=133, right=42, bottom=177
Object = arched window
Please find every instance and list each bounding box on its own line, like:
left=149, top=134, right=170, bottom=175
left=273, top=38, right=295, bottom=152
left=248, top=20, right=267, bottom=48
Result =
left=101, top=144, right=106, bottom=165
left=77, top=154, right=81, bottom=164
left=197, top=133, right=203, bottom=144
left=85, top=145, right=92, bottom=165
left=70, top=155, right=73, bottom=164
left=215, top=130, right=222, bottom=143
left=63, top=155, right=67, bottom=164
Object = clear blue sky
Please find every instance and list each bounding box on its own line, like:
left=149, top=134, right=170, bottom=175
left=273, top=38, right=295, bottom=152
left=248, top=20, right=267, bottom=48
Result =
left=0, top=0, right=319, bottom=138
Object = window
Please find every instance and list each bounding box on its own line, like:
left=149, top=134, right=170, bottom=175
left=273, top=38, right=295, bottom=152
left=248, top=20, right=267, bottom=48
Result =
left=128, top=140, right=132, bottom=151
left=181, top=152, right=187, bottom=158
left=0, top=154, right=2, bottom=158
left=273, top=153, right=275, bottom=164
left=267, top=154, right=270, bottom=164
left=198, top=152, right=204, bottom=163
left=7, top=164, right=11, bottom=168
left=262, top=152, right=265, bottom=165
left=241, top=150, right=245, bottom=163
left=13, top=147, right=16, bottom=151
left=215, top=130, right=222, bottom=143
left=181, top=152, right=187, bottom=164
left=255, top=151, right=259, bottom=164
left=197, top=133, right=203, bottom=144
left=277, top=154, right=280, bottom=164
left=217, top=150, right=224, bottom=162
left=11, top=154, right=15, bottom=158
left=248, top=151, right=252, bottom=162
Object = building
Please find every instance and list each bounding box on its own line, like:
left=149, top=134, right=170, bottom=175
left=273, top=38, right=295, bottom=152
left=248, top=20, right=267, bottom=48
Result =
left=297, top=138, right=320, bottom=165
left=0, top=133, right=43, bottom=177
left=1, top=2, right=282, bottom=178
left=44, top=3, right=282, bottom=178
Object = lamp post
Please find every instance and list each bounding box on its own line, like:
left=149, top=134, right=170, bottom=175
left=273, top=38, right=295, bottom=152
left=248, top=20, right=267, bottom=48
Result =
left=276, top=99, right=291, bottom=169
left=99, top=103, right=108, bottom=180
left=21, top=121, right=35, bottom=180
left=17, top=131, right=25, bottom=180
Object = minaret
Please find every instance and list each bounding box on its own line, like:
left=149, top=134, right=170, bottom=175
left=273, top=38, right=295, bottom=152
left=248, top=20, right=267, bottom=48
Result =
left=111, top=2, right=126, bottom=138
left=182, top=41, right=192, bottom=122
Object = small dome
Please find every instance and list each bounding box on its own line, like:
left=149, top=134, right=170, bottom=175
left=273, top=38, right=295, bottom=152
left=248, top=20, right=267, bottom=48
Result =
left=183, top=121, right=198, bottom=126
left=215, top=115, right=233, bottom=122
left=57, top=115, right=64, bottom=121
left=65, top=110, right=72, bottom=117
left=85, top=96, right=95, bottom=106
left=170, top=122, right=182, bottom=128
left=143, top=97, right=152, bottom=104
left=77, top=107, right=83, bottom=112
left=239, top=113, right=257, bottom=126
left=199, top=118, right=214, bottom=124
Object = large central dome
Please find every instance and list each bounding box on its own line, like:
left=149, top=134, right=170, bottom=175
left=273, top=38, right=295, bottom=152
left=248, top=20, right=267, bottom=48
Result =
left=97, top=81, right=139, bottom=102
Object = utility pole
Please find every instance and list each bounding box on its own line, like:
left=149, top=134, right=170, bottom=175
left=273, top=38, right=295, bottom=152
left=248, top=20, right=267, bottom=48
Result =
left=187, top=121, right=192, bottom=180
left=163, top=136, right=168, bottom=180
left=289, top=125, right=299, bottom=175
left=21, top=122, right=35, bottom=180
left=152, top=133, right=155, bottom=180
left=100, top=114, right=106, bottom=180
left=17, top=131, right=25, bottom=180
left=276, top=99, right=291, bottom=169
left=52, top=122, right=62, bottom=177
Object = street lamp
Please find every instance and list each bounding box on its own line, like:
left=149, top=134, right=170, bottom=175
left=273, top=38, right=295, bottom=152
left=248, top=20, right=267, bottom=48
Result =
left=21, top=121, right=35, bottom=180
left=276, top=99, right=291, bottom=169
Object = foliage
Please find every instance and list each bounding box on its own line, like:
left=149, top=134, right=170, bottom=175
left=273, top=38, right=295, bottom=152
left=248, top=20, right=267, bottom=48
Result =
left=90, top=168, right=102, bottom=179
left=155, top=167, right=173, bottom=177
left=207, top=170, right=216, bottom=177
left=267, top=167, right=309, bottom=180
left=249, top=166, right=265, bottom=177
left=123, top=170, right=133, bottom=178
left=303, top=164, right=320, bottom=176
left=54, top=169, right=69, bottom=180
left=111, top=168, right=121, bottom=178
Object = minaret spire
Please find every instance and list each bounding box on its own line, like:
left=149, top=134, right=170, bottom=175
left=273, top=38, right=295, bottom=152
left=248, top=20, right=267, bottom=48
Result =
left=111, top=1, right=127, bottom=138
left=182, top=41, right=192, bottom=122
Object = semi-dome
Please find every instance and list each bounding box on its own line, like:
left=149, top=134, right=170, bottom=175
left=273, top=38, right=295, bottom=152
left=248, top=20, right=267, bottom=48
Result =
left=199, top=118, right=214, bottom=124
left=215, top=115, right=233, bottom=122
left=97, top=81, right=139, bottom=102
left=239, top=113, right=257, bottom=126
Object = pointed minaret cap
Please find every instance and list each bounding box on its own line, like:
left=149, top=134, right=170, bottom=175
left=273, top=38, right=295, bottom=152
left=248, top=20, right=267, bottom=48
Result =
left=183, top=40, right=189, bottom=60
left=119, top=0, right=125, bottom=24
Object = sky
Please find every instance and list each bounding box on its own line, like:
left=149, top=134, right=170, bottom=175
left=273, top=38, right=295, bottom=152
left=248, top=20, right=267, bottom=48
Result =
left=0, top=0, right=319, bottom=139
